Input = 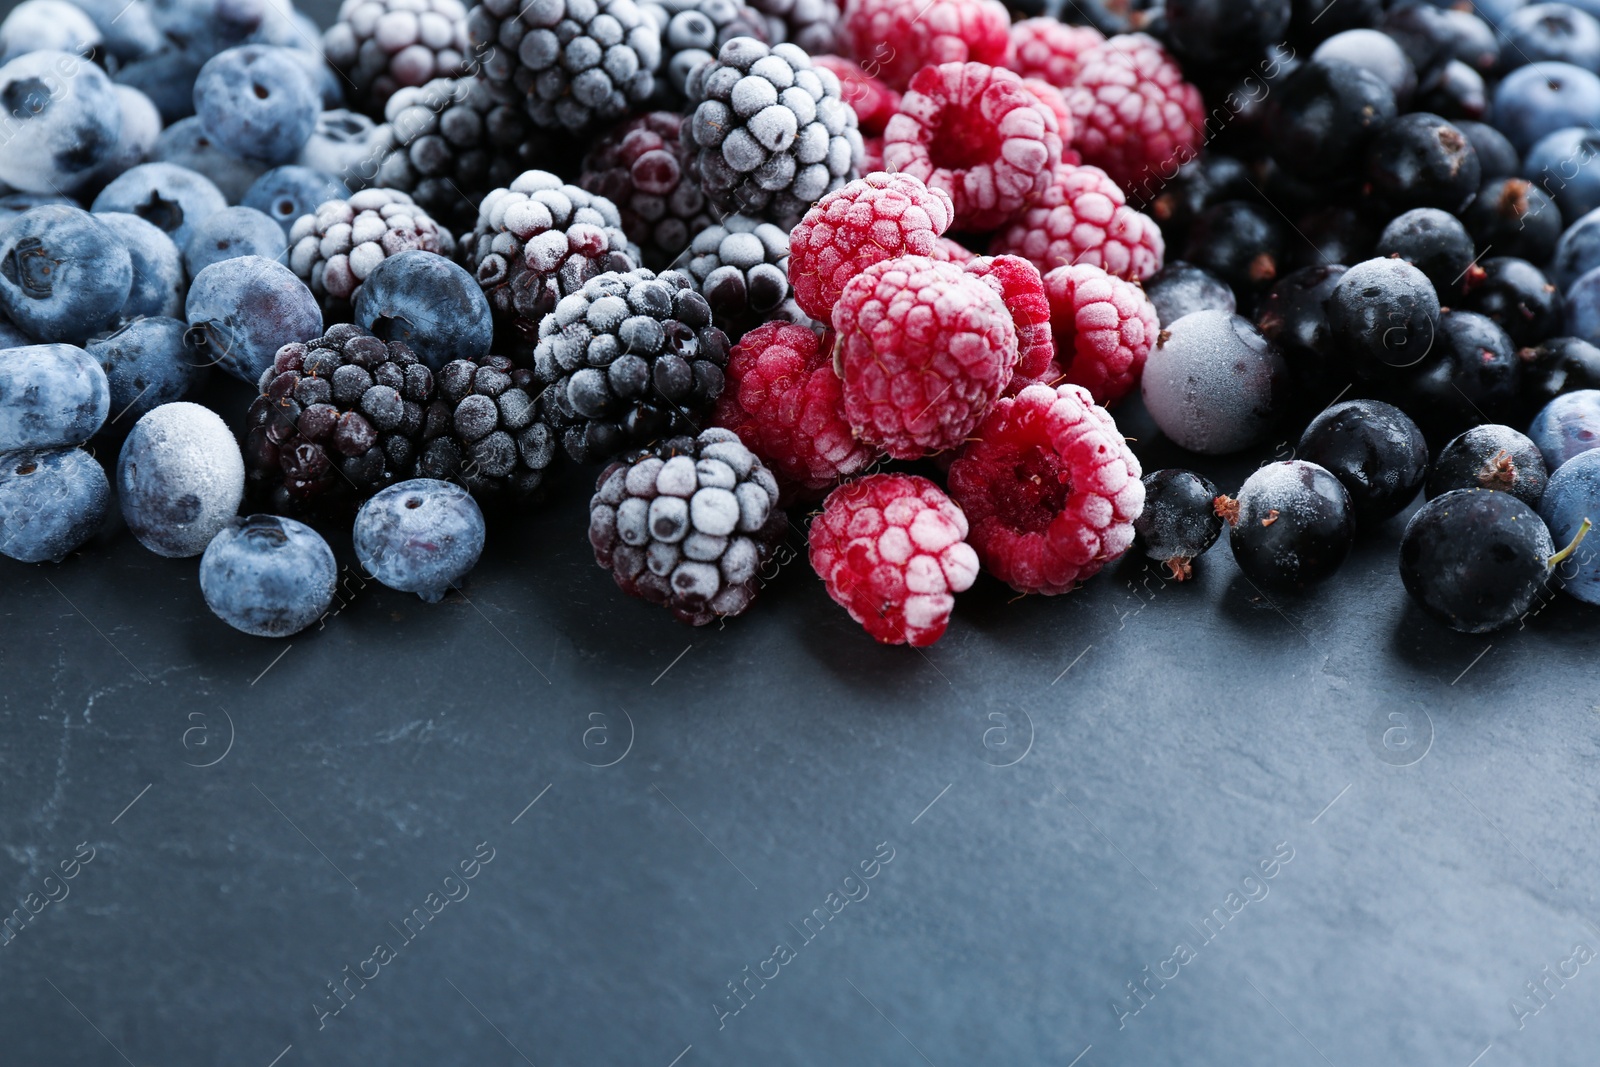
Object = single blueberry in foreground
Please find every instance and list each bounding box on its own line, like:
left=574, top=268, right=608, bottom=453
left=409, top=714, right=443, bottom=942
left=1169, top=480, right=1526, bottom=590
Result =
left=200, top=514, right=337, bottom=636
left=354, top=478, right=486, bottom=602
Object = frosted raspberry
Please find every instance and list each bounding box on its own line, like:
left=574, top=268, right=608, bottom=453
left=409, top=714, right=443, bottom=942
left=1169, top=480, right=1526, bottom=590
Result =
left=813, top=54, right=901, bottom=136
left=947, top=382, right=1142, bottom=594
left=788, top=171, right=956, bottom=322
left=1006, top=18, right=1105, bottom=88
left=808, top=473, right=980, bottom=646
left=1040, top=262, right=1159, bottom=406
left=989, top=163, right=1164, bottom=281
left=930, top=235, right=976, bottom=263
left=833, top=255, right=1019, bottom=458
left=1021, top=79, right=1079, bottom=162
left=840, top=0, right=1009, bottom=91
left=1066, top=33, right=1204, bottom=193
left=712, top=321, right=878, bottom=499
left=882, top=62, right=1063, bottom=233
left=860, top=136, right=885, bottom=173
left=963, top=254, right=1053, bottom=382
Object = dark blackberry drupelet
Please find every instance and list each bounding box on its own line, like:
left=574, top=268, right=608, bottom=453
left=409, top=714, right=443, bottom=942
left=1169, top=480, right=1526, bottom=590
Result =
left=244, top=323, right=444, bottom=516
left=417, top=354, right=559, bottom=508
left=682, top=213, right=804, bottom=341
left=532, top=267, right=730, bottom=463
left=579, top=111, right=714, bottom=270
left=589, top=426, right=785, bottom=625
left=644, top=0, right=771, bottom=104
left=322, top=0, right=472, bottom=116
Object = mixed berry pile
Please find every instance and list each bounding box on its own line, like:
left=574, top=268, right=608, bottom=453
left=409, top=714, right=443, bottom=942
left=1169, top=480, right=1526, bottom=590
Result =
left=3, top=0, right=1600, bottom=645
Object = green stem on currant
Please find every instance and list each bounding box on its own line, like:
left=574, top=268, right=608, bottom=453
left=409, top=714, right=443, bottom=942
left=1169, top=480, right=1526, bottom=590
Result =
left=1548, top=517, right=1593, bottom=569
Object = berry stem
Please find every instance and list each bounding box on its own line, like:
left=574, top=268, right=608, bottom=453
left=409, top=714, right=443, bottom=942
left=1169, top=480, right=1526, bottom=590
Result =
left=1548, top=518, right=1593, bottom=569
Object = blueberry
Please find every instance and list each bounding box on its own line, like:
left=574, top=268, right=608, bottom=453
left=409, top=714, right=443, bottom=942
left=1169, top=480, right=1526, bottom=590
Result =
left=113, top=47, right=203, bottom=126
left=1528, top=388, right=1600, bottom=469
left=1428, top=424, right=1549, bottom=508
left=1502, top=3, right=1600, bottom=71
left=92, top=161, right=227, bottom=251
left=0, top=193, right=74, bottom=223
left=297, top=109, right=383, bottom=186
left=1364, top=112, right=1481, bottom=215
left=193, top=45, right=318, bottom=166
left=0, top=50, right=121, bottom=194
left=199, top=514, right=337, bottom=636
left=353, top=250, right=492, bottom=371
left=1263, top=59, right=1397, bottom=183
left=1462, top=257, right=1563, bottom=348
left=1550, top=205, right=1600, bottom=290
left=117, top=401, right=244, bottom=557
left=353, top=478, right=485, bottom=602
left=1327, top=257, right=1441, bottom=383
left=0, top=447, right=110, bottom=562
left=1297, top=399, right=1428, bottom=523
left=1313, top=30, right=1418, bottom=103
left=1539, top=448, right=1600, bottom=602
left=1374, top=207, right=1475, bottom=297
left=242, top=165, right=347, bottom=236
left=1141, top=310, right=1290, bottom=454
left=1226, top=460, right=1355, bottom=590
left=1564, top=262, right=1600, bottom=344
left=0, top=343, right=109, bottom=450
left=183, top=205, right=287, bottom=276
left=147, top=0, right=265, bottom=65
left=0, top=206, right=133, bottom=343
left=69, top=0, right=163, bottom=63
left=185, top=255, right=321, bottom=384
left=1493, top=61, right=1600, bottom=154
left=1415, top=59, right=1488, bottom=122
left=1381, top=4, right=1500, bottom=75
left=95, top=212, right=186, bottom=322
left=152, top=115, right=269, bottom=203
left=1526, top=127, right=1600, bottom=222
left=0, top=313, right=26, bottom=348
left=1133, top=469, right=1223, bottom=580
left=1402, top=488, right=1561, bottom=632
left=1455, top=120, right=1522, bottom=180
left=87, top=317, right=202, bottom=425
left=1144, top=261, right=1236, bottom=325
left=0, top=0, right=102, bottom=61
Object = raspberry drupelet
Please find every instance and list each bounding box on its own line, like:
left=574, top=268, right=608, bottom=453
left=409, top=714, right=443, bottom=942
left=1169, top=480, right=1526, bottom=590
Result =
left=1040, top=262, right=1159, bottom=406
left=1065, top=33, right=1204, bottom=195
left=808, top=473, right=980, bottom=646
left=963, top=254, right=1054, bottom=383
left=1006, top=17, right=1105, bottom=88
left=947, top=382, right=1143, bottom=595
left=839, top=0, right=1009, bottom=91
left=989, top=163, right=1165, bottom=281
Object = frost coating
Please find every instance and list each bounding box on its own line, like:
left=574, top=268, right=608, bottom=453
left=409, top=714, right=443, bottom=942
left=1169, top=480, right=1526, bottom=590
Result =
left=1140, top=310, right=1287, bottom=455
left=117, top=401, right=245, bottom=558
left=0, top=343, right=109, bottom=451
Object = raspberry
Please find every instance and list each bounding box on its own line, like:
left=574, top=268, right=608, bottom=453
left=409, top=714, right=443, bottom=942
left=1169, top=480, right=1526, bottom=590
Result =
left=1066, top=33, right=1204, bottom=194
left=989, top=163, right=1165, bottom=281
left=964, top=254, right=1053, bottom=383
left=579, top=111, right=713, bottom=270
left=812, top=54, right=901, bottom=135
left=947, top=382, right=1142, bottom=594
left=1040, top=262, right=1159, bottom=406
left=882, top=62, right=1063, bottom=233
left=788, top=171, right=955, bottom=322
left=860, top=136, right=884, bottom=173
left=1006, top=18, right=1105, bottom=87
left=711, top=321, right=877, bottom=498
left=930, top=235, right=976, bottom=263
left=1019, top=79, right=1080, bottom=164
left=833, top=255, right=1018, bottom=458
left=839, top=0, right=1009, bottom=91
left=808, top=473, right=980, bottom=646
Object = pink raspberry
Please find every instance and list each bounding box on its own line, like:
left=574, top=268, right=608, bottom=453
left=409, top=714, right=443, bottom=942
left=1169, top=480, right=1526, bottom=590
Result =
left=1021, top=79, right=1080, bottom=162
left=963, top=254, right=1054, bottom=382
left=808, top=473, right=981, bottom=646
left=989, top=163, right=1165, bottom=281
left=840, top=0, right=1009, bottom=91
left=882, top=62, right=1064, bottom=233
left=711, top=322, right=879, bottom=500
left=860, top=136, right=885, bottom=173
left=1066, top=33, right=1204, bottom=194
left=789, top=171, right=956, bottom=322
left=1040, top=262, right=1160, bottom=406
left=930, top=235, right=977, bottom=263
left=813, top=54, right=902, bottom=136
left=947, top=382, right=1143, bottom=595
left=1006, top=18, right=1106, bottom=87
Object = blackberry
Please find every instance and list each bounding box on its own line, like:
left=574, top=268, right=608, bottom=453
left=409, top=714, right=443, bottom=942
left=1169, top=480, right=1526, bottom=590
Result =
left=682, top=37, right=862, bottom=229
left=643, top=0, right=770, bottom=104
left=370, top=77, right=565, bottom=235
left=466, top=170, right=640, bottom=341
left=286, top=188, right=456, bottom=312
left=323, top=0, right=471, bottom=116
left=244, top=323, right=444, bottom=516
left=682, top=213, right=803, bottom=341
left=589, top=426, right=785, bottom=625
left=747, top=0, right=838, bottom=54
left=467, top=0, right=662, bottom=134
left=579, top=111, right=714, bottom=270
left=533, top=267, right=729, bottom=463
left=417, top=354, right=559, bottom=508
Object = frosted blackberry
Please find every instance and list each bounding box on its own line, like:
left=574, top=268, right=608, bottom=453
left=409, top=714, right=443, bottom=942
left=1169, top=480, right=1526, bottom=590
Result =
left=467, top=0, right=662, bottom=134
left=683, top=214, right=803, bottom=341
left=747, top=0, right=837, bottom=54
left=417, top=354, right=559, bottom=508
left=643, top=0, right=769, bottom=104
left=370, top=77, right=561, bottom=235
left=466, top=169, right=640, bottom=339
left=682, top=37, right=863, bottom=229
left=243, top=323, right=444, bottom=516
left=589, top=426, right=785, bottom=625
left=323, top=0, right=471, bottom=115
left=533, top=267, right=729, bottom=462
left=579, top=112, right=714, bottom=269
left=287, top=188, right=455, bottom=311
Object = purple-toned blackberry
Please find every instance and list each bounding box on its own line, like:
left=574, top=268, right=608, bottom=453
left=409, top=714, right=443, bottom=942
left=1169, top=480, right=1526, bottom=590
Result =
left=465, top=169, right=640, bottom=340
left=589, top=426, right=784, bottom=625
left=643, top=0, right=769, bottom=103
left=287, top=188, right=455, bottom=311
left=532, top=267, right=729, bottom=462
left=416, top=354, right=559, bottom=508
left=748, top=0, right=838, bottom=54
left=579, top=111, right=714, bottom=270
left=244, top=323, right=444, bottom=516
left=322, top=0, right=472, bottom=115
left=467, top=0, right=662, bottom=134
left=682, top=37, right=863, bottom=229
left=682, top=213, right=805, bottom=341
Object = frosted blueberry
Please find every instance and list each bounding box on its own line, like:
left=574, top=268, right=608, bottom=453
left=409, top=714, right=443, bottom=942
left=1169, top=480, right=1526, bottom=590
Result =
left=353, top=478, right=486, bottom=602
left=183, top=205, right=288, bottom=276
left=243, top=165, right=349, bottom=236
left=0, top=206, right=134, bottom=343
left=354, top=249, right=491, bottom=371
left=92, top=162, right=228, bottom=252
left=200, top=514, right=338, bottom=636
left=153, top=115, right=270, bottom=202
left=0, top=50, right=121, bottom=194
left=193, top=45, right=320, bottom=165
left=87, top=318, right=202, bottom=424
left=185, top=255, right=322, bottom=384
left=0, top=447, right=110, bottom=563
left=117, top=401, right=245, bottom=558
left=0, top=343, right=110, bottom=450
left=95, top=212, right=187, bottom=323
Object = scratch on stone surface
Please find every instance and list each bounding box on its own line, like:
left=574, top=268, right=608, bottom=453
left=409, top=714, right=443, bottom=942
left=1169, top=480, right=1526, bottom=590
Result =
left=375, top=719, right=438, bottom=745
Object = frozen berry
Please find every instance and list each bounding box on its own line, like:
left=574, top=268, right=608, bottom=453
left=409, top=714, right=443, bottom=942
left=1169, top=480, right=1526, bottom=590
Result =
left=1519, top=336, right=1600, bottom=420
left=1400, top=488, right=1560, bottom=632
left=1226, top=460, right=1355, bottom=591
left=839, top=0, right=1009, bottom=91
left=1145, top=261, right=1235, bottom=325
left=1326, top=257, right=1441, bottom=384
left=355, top=477, right=486, bottom=601
left=1133, top=468, right=1222, bottom=581
left=1041, top=263, right=1159, bottom=406
left=1005, top=17, right=1104, bottom=87
left=117, top=401, right=246, bottom=558
left=988, top=163, right=1164, bottom=281
left=811, top=54, right=900, bottom=136
left=578, top=111, right=713, bottom=271
left=1296, top=399, right=1428, bottom=523
left=1142, top=310, right=1289, bottom=455
left=1463, top=177, right=1562, bottom=266
left=1365, top=112, right=1481, bottom=216
left=1065, top=33, right=1205, bottom=193
left=1464, top=257, right=1563, bottom=349
left=1529, top=389, right=1600, bottom=471
left=200, top=515, right=338, bottom=637
left=1427, top=424, right=1548, bottom=509
left=1374, top=207, right=1476, bottom=298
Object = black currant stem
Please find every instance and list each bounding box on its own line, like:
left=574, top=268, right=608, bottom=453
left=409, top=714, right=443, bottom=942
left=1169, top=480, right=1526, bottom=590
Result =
left=1548, top=517, right=1593, bottom=569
